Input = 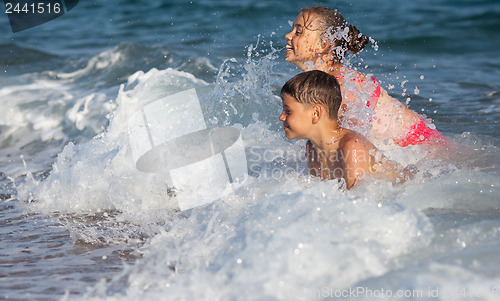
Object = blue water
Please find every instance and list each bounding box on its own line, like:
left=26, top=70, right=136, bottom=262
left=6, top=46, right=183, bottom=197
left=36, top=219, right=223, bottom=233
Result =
left=1, top=0, right=500, bottom=300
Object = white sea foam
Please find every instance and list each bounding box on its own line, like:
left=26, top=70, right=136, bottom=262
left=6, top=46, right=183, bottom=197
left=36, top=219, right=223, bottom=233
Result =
left=11, top=46, right=500, bottom=301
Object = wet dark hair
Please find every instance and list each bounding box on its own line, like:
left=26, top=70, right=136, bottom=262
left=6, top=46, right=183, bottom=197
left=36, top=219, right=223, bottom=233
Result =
left=300, top=6, right=369, bottom=56
left=281, top=70, right=342, bottom=120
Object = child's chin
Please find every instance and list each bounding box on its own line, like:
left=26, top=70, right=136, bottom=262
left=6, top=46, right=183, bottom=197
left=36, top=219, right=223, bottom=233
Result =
left=284, top=54, right=298, bottom=63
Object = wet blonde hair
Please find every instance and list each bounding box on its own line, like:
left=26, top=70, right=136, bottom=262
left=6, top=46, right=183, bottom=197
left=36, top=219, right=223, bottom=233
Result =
left=300, top=6, right=369, bottom=59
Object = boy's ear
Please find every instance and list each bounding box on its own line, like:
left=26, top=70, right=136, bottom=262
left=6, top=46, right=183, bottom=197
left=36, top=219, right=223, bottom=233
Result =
left=311, top=104, right=322, bottom=124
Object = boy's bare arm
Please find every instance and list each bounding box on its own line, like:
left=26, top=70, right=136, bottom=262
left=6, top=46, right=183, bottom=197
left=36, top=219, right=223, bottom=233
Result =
left=371, top=153, right=415, bottom=183
left=306, top=140, right=321, bottom=177
left=342, top=134, right=413, bottom=187
left=340, top=136, right=372, bottom=189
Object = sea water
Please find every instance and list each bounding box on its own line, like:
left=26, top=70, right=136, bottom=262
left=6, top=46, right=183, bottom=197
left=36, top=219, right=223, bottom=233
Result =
left=1, top=0, right=500, bottom=300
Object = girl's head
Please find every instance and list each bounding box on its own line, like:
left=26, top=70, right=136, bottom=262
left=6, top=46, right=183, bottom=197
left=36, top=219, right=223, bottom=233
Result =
left=285, top=6, right=369, bottom=69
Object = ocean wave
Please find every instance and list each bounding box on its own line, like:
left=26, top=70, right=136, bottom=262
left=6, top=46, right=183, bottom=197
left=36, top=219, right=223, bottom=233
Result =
left=0, top=43, right=58, bottom=67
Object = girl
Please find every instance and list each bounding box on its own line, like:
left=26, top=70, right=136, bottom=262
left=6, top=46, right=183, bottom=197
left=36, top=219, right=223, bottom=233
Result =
left=285, top=6, right=445, bottom=148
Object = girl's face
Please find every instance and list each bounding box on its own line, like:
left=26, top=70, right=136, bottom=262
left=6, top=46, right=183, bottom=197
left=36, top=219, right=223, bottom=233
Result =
left=285, top=12, right=325, bottom=70
left=279, top=93, right=314, bottom=140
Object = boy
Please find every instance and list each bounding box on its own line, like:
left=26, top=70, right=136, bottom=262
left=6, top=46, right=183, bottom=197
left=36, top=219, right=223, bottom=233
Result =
left=279, top=70, right=410, bottom=189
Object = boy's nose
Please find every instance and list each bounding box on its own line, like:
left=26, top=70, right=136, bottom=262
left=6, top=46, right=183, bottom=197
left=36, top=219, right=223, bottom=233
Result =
left=279, top=111, right=286, bottom=121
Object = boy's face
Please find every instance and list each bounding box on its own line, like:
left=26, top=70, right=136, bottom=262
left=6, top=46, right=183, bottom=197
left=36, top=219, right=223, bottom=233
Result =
left=279, top=93, right=314, bottom=140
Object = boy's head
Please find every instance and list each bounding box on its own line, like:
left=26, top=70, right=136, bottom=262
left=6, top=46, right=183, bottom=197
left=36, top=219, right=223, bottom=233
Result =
left=280, top=70, right=342, bottom=120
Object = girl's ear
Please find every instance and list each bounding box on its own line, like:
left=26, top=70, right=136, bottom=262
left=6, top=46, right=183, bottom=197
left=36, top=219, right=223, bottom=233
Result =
left=316, top=38, right=331, bottom=54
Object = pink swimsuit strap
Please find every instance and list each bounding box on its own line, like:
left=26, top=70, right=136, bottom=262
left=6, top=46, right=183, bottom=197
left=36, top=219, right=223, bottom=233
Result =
left=336, top=75, right=381, bottom=109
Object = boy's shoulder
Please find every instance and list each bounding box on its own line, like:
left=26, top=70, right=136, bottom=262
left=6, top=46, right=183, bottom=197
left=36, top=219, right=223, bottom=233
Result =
left=337, top=130, right=377, bottom=160
left=338, top=130, right=372, bottom=149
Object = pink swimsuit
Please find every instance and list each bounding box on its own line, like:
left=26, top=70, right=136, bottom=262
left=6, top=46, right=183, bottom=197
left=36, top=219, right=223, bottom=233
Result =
left=337, top=75, right=446, bottom=147
left=398, top=118, right=446, bottom=147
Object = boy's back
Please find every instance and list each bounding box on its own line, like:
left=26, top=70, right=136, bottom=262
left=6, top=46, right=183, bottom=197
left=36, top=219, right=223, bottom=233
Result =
left=307, top=129, right=407, bottom=189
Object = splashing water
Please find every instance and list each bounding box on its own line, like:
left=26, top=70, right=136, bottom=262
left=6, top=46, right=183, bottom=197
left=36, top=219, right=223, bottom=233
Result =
left=5, top=29, right=500, bottom=301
